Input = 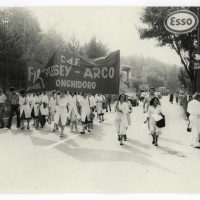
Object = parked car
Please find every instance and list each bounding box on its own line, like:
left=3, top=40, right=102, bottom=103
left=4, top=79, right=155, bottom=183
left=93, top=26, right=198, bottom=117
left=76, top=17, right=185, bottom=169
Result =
left=139, top=92, right=148, bottom=101
left=125, top=92, right=139, bottom=106
left=155, top=92, right=162, bottom=99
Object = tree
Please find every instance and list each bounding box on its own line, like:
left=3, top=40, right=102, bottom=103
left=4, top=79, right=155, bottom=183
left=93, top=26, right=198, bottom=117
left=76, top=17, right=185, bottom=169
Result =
left=139, top=7, right=199, bottom=93
left=0, top=7, right=41, bottom=91
left=67, top=34, right=80, bottom=53
left=81, top=36, right=108, bottom=58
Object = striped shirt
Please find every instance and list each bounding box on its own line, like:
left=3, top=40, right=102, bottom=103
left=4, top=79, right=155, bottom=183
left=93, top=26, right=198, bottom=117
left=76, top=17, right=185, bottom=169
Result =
left=9, top=92, right=19, bottom=105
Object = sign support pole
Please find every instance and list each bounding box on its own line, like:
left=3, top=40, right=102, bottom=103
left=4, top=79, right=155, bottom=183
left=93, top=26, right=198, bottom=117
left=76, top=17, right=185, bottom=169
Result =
left=197, top=7, right=200, bottom=92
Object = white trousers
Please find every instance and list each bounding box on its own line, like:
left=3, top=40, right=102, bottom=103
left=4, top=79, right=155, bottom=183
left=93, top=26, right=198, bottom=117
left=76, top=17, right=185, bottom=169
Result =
left=190, top=115, right=200, bottom=147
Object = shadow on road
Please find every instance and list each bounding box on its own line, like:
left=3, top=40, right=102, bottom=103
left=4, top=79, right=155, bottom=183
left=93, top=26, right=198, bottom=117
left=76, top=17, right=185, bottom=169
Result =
left=55, top=142, right=175, bottom=174
left=29, top=135, right=55, bottom=146
left=159, top=137, right=186, bottom=146
left=128, top=138, right=151, bottom=150
left=157, top=146, right=186, bottom=157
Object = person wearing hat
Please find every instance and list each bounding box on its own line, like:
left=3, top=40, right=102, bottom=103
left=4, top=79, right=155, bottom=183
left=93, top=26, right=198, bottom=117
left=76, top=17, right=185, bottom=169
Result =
left=187, top=93, right=200, bottom=148
left=6, top=87, right=20, bottom=129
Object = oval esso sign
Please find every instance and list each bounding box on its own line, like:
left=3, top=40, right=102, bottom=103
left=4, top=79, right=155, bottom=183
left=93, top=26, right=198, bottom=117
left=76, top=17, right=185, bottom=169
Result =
left=164, top=10, right=199, bottom=34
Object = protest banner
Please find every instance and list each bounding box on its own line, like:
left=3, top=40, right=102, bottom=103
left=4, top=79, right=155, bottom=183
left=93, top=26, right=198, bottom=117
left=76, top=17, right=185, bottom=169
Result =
left=27, top=50, right=120, bottom=94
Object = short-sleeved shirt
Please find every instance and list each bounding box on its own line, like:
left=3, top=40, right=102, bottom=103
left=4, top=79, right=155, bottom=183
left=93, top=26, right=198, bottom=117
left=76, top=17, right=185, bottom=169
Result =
left=144, top=94, right=159, bottom=111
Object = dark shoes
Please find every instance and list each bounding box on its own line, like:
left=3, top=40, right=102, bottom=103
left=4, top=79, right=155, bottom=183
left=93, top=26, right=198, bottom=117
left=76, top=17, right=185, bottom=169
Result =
left=124, top=135, right=127, bottom=141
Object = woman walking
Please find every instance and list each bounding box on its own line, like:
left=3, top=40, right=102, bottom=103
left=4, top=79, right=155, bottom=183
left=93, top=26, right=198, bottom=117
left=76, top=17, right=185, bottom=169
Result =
left=30, top=92, right=40, bottom=129
left=19, top=89, right=31, bottom=130
left=54, top=91, right=68, bottom=138
left=146, top=97, right=163, bottom=146
left=49, top=91, right=58, bottom=132
left=39, top=91, right=49, bottom=128
left=95, top=93, right=105, bottom=122
left=68, top=91, right=80, bottom=132
left=115, top=94, right=129, bottom=145
left=79, top=93, right=91, bottom=134
left=125, top=95, right=132, bottom=141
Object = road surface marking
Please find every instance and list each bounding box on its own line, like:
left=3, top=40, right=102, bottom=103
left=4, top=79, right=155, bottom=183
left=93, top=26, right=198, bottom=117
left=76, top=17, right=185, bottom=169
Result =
left=45, top=118, right=114, bottom=150
left=45, top=134, right=79, bottom=150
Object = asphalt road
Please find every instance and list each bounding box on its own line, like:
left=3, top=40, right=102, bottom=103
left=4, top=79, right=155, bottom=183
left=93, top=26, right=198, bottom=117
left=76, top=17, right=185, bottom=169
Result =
left=0, top=96, right=200, bottom=193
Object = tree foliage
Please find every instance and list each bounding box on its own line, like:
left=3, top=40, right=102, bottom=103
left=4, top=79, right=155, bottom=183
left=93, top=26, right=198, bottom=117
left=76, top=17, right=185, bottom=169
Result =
left=121, top=55, right=180, bottom=91
left=139, top=7, right=199, bottom=93
left=81, top=36, right=108, bottom=58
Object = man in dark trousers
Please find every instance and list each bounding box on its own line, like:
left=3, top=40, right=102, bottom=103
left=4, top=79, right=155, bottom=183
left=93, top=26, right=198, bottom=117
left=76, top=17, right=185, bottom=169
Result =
left=6, top=87, right=20, bottom=129
left=106, top=94, right=112, bottom=112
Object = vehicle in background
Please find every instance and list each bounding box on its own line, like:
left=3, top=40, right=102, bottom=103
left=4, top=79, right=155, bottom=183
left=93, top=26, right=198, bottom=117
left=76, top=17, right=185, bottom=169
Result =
left=158, top=87, right=168, bottom=96
left=155, top=91, right=162, bottom=99
left=125, top=92, right=139, bottom=106
left=139, top=92, right=148, bottom=101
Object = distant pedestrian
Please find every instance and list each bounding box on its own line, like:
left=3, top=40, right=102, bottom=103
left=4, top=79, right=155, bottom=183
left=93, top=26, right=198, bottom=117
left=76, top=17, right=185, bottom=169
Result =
left=175, top=92, right=179, bottom=104
left=6, top=87, right=20, bottom=129
left=0, top=89, right=6, bottom=128
left=146, top=97, right=164, bottom=146
left=169, top=93, right=174, bottom=104
left=187, top=93, right=200, bottom=148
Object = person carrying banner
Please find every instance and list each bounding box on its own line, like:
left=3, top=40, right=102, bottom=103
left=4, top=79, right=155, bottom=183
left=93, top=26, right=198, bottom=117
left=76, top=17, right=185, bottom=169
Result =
left=19, top=89, right=31, bottom=130
left=54, top=91, right=68, bottom=138
left=115, top=94, right=129, bottom=145
left=79, top=93, right=91, bottom=134
left=6, top=87, right=20, bottom=129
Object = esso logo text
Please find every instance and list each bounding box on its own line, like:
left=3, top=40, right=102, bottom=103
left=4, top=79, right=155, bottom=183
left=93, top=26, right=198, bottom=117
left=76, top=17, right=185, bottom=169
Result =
left=164, top=10, right=199, bottom=34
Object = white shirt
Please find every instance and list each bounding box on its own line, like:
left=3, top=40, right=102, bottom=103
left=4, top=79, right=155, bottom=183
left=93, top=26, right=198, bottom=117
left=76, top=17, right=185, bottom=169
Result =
left=88, top=95, right=95, bottom=107
left=187, top=99, right=200, bottom=115
left=80, top=96, right=90, bottom=111
left=0, top=94, right=6, bottom=103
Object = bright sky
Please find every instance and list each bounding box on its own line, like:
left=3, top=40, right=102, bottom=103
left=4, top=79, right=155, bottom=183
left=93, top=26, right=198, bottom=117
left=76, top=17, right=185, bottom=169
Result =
left=28, top=6, right=181, bottom=66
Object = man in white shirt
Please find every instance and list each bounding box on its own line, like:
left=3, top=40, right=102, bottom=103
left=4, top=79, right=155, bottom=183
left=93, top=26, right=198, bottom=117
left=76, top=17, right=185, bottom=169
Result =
left=187, top=93, right=200, bottom=148
left=0, top=89, right=7, bottom=128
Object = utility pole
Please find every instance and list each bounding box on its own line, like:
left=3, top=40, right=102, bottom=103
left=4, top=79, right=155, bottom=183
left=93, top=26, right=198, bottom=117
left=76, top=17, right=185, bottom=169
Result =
left=2, top=9, right=6, bottom=93
left=197, top=7, right=200, bottom=92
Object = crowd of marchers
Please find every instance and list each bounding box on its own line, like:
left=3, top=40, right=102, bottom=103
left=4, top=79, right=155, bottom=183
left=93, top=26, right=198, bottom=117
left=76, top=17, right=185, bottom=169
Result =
left=0, top=87, right=200, bottom=147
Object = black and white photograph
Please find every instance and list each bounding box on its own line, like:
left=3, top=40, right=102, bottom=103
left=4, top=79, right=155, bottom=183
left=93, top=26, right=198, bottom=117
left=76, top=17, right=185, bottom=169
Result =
left=0, top=0, right=200, bottom=198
